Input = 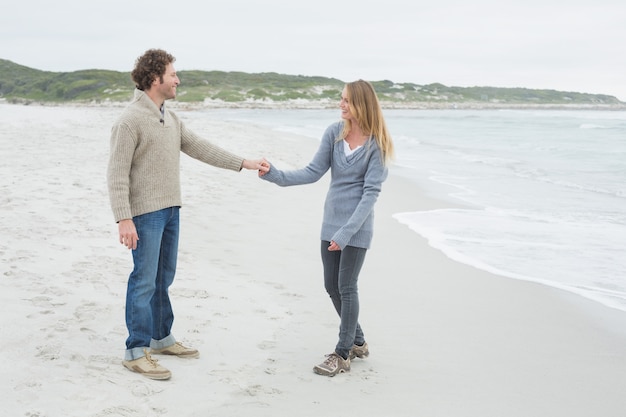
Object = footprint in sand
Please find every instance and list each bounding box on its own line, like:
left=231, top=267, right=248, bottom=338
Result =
left=169, top=287, right=212, bottom=299
left=257, top=340, right=276, bottom=350
left=35, top=343, right=62, bottom=361
left=84, top=354, right=120, bottom=372
left=129, top=380, right=165, bottom=397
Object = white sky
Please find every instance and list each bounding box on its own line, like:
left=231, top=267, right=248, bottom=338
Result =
left=2, top=0, right=625, bottom=100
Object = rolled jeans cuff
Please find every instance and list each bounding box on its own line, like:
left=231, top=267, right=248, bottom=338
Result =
left=150, top=334, right=176, bottom=350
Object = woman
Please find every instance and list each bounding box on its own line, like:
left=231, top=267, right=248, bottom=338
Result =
left=259, top=80, right=394, bottom=376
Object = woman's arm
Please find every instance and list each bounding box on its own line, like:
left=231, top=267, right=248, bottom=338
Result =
left=260, top=124, right=337, bottom=187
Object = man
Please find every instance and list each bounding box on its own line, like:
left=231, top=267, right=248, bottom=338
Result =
left=107, top=49, right=268, bottom=380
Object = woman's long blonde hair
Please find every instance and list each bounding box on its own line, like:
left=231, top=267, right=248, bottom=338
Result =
left=340, top=79, right=394, bottom=165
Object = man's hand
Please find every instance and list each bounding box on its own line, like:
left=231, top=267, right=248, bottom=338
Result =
left=242, top=158, right=270, bottom=173
left=118, top=219, right=139, bottom=250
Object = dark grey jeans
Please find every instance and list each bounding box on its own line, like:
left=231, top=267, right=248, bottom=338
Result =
left=321, top=240, right=367, bottom=359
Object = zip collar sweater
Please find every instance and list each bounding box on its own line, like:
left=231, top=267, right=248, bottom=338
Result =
left=107, top=89, right=244, bottom=222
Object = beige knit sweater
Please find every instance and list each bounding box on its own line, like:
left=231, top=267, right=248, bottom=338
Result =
left=107, top=89, right=244, bottom=222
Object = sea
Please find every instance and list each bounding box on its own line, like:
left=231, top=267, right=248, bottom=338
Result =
left=195, top=107, right=626, bottom=313
left=2, top=102, right=625, bottom=314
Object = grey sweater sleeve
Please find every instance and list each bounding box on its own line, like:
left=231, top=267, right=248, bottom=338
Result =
left=260, top=125, right=334, bottom=186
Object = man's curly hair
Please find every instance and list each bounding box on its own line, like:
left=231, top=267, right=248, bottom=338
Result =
left=131, top=49, right=176, bottom=91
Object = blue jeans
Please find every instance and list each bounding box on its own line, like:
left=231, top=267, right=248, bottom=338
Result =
left=124, top=207, right=180, bottom=360
left=321, top=241, right=367, bottom=360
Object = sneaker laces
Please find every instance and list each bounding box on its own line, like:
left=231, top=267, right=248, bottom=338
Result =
left=143, top=349, right=160, bottom=368
left=322, top=353, right=339, bottom=368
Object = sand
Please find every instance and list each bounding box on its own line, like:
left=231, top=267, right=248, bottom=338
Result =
left=1, top=102, right=626, bottom=417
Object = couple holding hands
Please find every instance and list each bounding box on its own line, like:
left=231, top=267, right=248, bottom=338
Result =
left=107, top=49, right=394, bottom=380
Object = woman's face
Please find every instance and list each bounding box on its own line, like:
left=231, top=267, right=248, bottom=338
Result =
left=339, top=86, right=354, bottom=121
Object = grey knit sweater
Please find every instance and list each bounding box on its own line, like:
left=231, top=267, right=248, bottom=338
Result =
left=107, top=89, right=244, bottom=222
left=261, top=121, right=388, bottom=249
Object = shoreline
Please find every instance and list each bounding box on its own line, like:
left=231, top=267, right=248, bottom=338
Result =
left=2, top=97, right=626, bottom=111
left=390, top=167, right=626, bottom=314
left=391, top=169, right=626, bottom=316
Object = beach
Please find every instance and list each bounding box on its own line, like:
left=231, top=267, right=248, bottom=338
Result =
left=1, top=103, right=626, bottom=417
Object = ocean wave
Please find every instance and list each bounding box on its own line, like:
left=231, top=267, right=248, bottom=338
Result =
left=579, top=123, right=608, bottom=129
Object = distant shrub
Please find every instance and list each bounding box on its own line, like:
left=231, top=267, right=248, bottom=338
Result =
left=247, top=88, right=268, bottom=99
left=211, top=90, right=245, bottom=102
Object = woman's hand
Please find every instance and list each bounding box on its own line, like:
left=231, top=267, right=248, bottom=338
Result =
left=258, top=160, right=271, bottom=177
left=327, top=241, right=341, bottom=251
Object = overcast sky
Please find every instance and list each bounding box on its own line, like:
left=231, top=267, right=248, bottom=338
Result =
left=2, top=0, right=625, bottom=100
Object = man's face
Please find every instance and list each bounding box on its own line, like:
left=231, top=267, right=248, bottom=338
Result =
left=153, top=63, right=180, bottom=101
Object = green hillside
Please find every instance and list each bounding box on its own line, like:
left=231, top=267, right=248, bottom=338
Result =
left=0, top=59, right=622, bottom=107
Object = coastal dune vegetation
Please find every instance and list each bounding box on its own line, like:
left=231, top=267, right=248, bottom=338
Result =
left=0, top=58, right=622, bottom=109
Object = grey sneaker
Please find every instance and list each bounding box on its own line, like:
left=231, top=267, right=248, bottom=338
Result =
left=122, top=349, right=171, bottom=380
left=313, top=353, right=350, bottom=377
left=349, top=342, right=369, bottom=359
